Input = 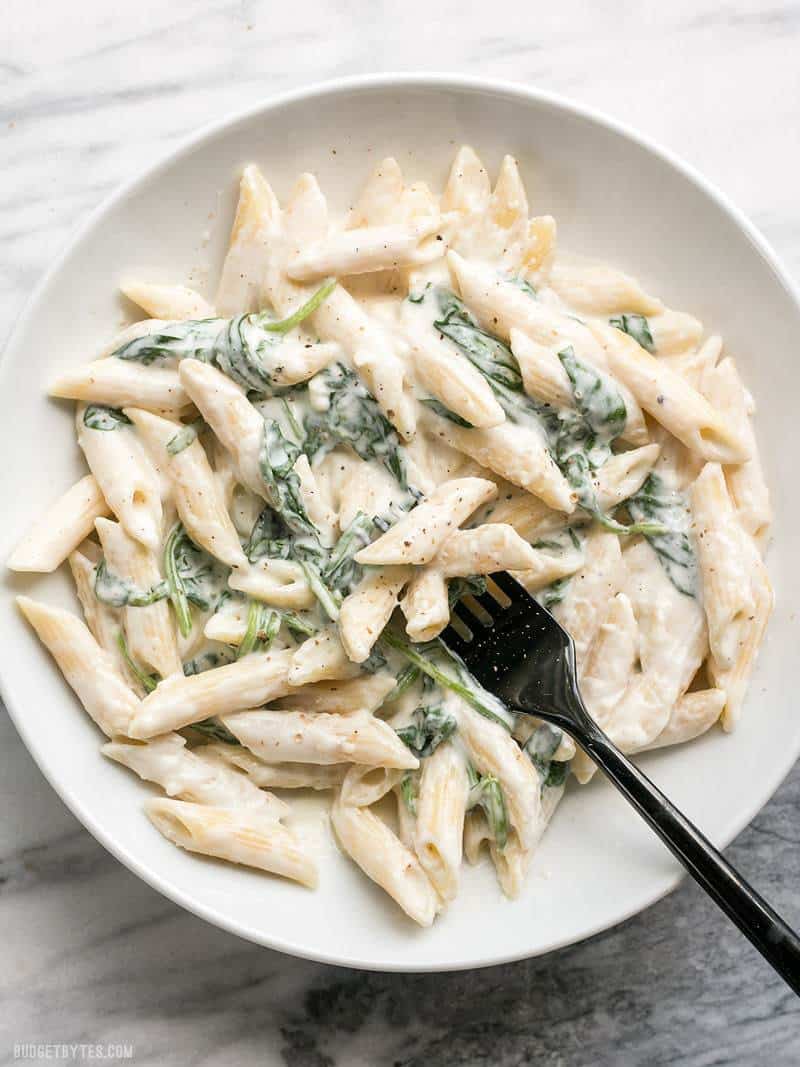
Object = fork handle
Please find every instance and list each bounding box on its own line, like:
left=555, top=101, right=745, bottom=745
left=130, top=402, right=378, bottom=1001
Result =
left=577, top=723, right=800, bottom=994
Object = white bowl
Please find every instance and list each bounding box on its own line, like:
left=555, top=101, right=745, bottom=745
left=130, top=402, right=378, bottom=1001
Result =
left=1, top=74, right=797, bottom=972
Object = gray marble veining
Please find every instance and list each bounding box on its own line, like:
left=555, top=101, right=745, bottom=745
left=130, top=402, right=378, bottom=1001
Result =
left=2, top=1, right=800, bottom=1062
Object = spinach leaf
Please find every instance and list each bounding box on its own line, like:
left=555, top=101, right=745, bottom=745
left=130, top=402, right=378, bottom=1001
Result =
left=609, top=313, right=655, bottom=354
left=447, top=574, right=488, bottom=610
left=384, top=663, right=421, bottom=704
left=419, top=397, right=475, bottom=428
left=252, top=426, right=344, bottom=621
left=262, top=277, right=337, bottom=334
left=524, top=722, right=569, bottom=790
left=535, top=575, right=571, bottom=611
left=164, top=524, right=227, bottom=637
left=259, top=419, right=318, bottom=540
left=322, top=511, right=373, bottom=595
left=166, top=418, right=205, bottom=455
left=434, top=288, right=524, bottom=392
left=189, top=718, right=240, bottom=744
left=627, top=473, right=698, bottom=596
left=303, top=363, right=409, bottom=487
left=506, top=275, right=537, bottom=298
left=396, top=704, right=457, bottom=758
left=237, top=600, right=281, bottom=658
left=382, top=633, right=516, bottom=730
left=116, top=631, right=159, bottom=693
left=112, top=280, right=336, bottom=388
left=245, top=507, right=292, bottom=563
left=467, top=765, right=509, bottom=849
left=183, top=648, right=236, bottom=675
left=94, top=561, right=167, bottom=608
left=400, top=773, right=419, bottom=816
left=83, top=405, right=132, bottom=431
left=280, top=611, right=320, bottom=637
left=113, top=319, right=224, bottom=364
left=558, top=347, right=626, bottom=452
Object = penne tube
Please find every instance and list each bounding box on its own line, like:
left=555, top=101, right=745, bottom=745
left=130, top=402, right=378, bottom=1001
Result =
left=404, top=324, right=506, bottom=429
left=77, top=405, right=164, bottom=553
left=121, top=282, right=214, bottom=321
left=355, top=477, right=497, bottom=566
left=178, top=352, right=265, bottom=496
left=288, top=216, right=449, bottom=281
left=95, top=517, right=181, bottom=680
left=331, top=797, right=438, bottom=926
left=339, top=764, right=405, bottom=807
left=435, top=523, right=539, bottom=576
left=463, top=807, right=491, bottom=865
left=125, top=407, right=247, bottom=569
left=552, top=529, right=625, bottom=672
left=339, top=566, right=412, bottom=663
left=68, top=544, right=132, bottom=685
left=707, top=533, right=773, bottom=731
left=448, top=251, right=609, bottom=367
left=263, top=173, right=418, bottom=440
left=509, top=328, right=648, bottom=447
left=589, top=321, right=750, bottom=463
left=16, top=596, right=138, bottom=738
left=547, top=255, right=664, bottom=316
left=419, top=405, right=576, bottom=512
left=128, top=648, right=294, bottom=738
left=644, top=689, right=726, bottom=751
left=691, top=463, right=756, bottom=669
left=489, top=830, right=532, bottom=899
left=648, top=309, right=704, bottom=356
left=442, top=145, right=490, bottom=219
left=197, top=743, right=349, bottom=789
left=483, top=442, right=660, bottom=542
left=401, top=569, right=450, bottom=642
left=570, top=593, right=639, bottom=784
left=273, top=672, right=395, bottom=714
left=224, top=707, right=419, bottom=770
left=604, top=540, right=708, bottom=753
left=413, top=742, right=470, bottom=903
left=453, top=696, right=542, bottom=852
left=293, top=454, right=337, bottom=545
left=146, top=798, right=317, bottom=888
left=216, top=163, right=278, bottom=316
left=50, top=357, right=189, bottom=418
left=348, top=157, right=406, bottom=227
left=228, top=558, right=316, bottom=609
left=288, top=628, right=362, bottom=686
left=703, top=357, right=771, bottom=542
left=8, top=474, right=110, bottom=573
left=103, top=733, right=290, bottom=816
left=509, top=328, right=573, bottom=408
left=662, top=334, right=722, bottom=391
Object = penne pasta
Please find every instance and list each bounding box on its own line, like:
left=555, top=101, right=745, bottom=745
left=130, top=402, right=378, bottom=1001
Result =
left=146, top=798, right=317, bottom=887
left=121, top=282, right=214, bottom=321
left=224, top=707, right=419, bottom=769
left=77, top=404, right=164, bottom=553
left=331, top=797, right=438, bottom=926
left=8, top=474, right=110, bottom=573
left=103, top=733, right=290, bottom=816
left=17, top=596, right=138, bottom=738
left=128, top=648, right=295, bottom=738
left=13, top=143, right=772, bottom=924
left=125, top=407, right=247, bottom=569
left=95, top=517, right=181, bottom=680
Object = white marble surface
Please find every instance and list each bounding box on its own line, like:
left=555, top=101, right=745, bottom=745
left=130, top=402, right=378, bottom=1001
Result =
left=2, top=1, right=800, bottom=1063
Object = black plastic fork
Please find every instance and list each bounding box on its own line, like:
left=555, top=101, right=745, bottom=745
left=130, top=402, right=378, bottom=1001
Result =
left=443, top=572, right=800, bottom=994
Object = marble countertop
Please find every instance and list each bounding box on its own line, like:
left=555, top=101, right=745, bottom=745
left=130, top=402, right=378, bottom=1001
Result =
left=2, top=1, right=800, bottom=1062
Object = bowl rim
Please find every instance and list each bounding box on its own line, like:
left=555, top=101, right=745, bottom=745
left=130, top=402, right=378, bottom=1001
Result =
left=2, top=71, right=798, bottom=972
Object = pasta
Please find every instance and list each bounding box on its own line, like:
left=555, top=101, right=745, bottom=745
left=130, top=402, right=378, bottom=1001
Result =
left=12, top=146, right=772, bottom=923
